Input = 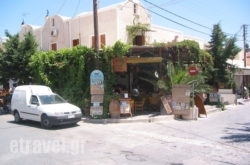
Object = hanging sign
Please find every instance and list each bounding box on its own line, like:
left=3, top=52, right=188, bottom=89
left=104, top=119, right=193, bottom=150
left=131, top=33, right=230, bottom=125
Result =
left=112, top=58, right=127, bottom=72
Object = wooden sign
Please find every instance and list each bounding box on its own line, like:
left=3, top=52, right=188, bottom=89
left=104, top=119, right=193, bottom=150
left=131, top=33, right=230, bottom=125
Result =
left=91, top=95, right=104, bottom=103
left=112, top=57, right=163, bottom=72
left=112, top=58, right=127, bottom=72
left=126, top=57, right=163, bottom=64
left=160, top=96, right=172, bottom=114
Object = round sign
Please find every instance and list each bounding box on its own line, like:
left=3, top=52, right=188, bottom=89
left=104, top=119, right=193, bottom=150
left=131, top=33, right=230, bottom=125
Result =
left=189, top=66, right=197, bottom=76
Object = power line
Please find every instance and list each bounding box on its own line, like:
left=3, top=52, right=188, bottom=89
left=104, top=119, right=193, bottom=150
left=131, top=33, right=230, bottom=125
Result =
left=139, top=0, right=246, bottom=37
left=148, top=8, right=210, bottom=36
left=130, top=1, right=210, bottom=36
left=56, top=0, right=68, bottom=14
left=72, top=0, right=81, bottom=17
left=143, top=0, right=212, bottom=30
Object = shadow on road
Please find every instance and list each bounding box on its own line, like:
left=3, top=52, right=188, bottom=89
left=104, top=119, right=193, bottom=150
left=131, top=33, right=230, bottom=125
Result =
left=7, top=120, right=80, bottom=130
left=221, top=122, right=250, bottom=142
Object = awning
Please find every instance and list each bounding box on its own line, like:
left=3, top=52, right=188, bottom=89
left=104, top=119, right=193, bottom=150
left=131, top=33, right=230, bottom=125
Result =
left=112, top=57, right=163, bottom=72
left=126, top=57, right=163, bottom=64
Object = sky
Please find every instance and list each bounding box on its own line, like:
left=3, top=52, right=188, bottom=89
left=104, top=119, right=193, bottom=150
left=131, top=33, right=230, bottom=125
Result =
left=0, top=0, right=249, bottom=47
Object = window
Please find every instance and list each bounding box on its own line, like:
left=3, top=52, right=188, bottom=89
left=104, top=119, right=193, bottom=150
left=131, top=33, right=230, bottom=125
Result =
left=91, top=34, right=106, bottom=49
left=134, top=3, right=137, bottom=14
left=133, top=35, right=145, bottom=46
left=92, top=36, right=97, bottom=49
left=52, top=18, right=55, bottom=26
left=39, top=94, right=66, bottom=105
left=30, top=95, right=39, bottom=105
left=72, top=39, right=80, bottom=47
left=51, top=43, right=57, bottom=51
left=100, top=34, right=106, bottom=48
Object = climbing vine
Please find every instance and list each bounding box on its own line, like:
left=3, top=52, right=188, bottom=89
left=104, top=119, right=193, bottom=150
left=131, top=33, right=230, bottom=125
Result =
left=29, top=41, right=130, bottom=118
left=126, top=23, right=150, bottom=44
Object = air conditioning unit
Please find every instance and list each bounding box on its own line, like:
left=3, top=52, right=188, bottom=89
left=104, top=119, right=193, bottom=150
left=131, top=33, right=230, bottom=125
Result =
left=51, top=28, right=58, bottom=37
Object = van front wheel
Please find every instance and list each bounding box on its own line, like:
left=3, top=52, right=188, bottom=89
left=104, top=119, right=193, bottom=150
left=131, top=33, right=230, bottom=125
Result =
left=41, top=114, right=52, bottom=129
left=14, top=111, right=22, bottom=123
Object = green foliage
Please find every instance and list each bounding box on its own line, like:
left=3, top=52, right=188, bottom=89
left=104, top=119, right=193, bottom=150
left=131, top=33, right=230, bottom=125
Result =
left=126, top=23, right=150, bottom=44
left=0, top=31, right=38, bottom=84
left=29, top=46, right=95, bottom=107
left=29, top=41, right=130, bottom=118
left=208, top=23, right=240, bottom=86
left=158, top=62, right=211, bottom=95
left=112, top=40, right=131, bottom=57
left=167, top=40, right=201, bottom=64
left=216, top=101, right=225, bottom=111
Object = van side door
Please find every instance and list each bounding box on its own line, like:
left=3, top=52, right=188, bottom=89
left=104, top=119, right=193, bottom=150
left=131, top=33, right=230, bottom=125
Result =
left=26, top=95, right=41, bottom=121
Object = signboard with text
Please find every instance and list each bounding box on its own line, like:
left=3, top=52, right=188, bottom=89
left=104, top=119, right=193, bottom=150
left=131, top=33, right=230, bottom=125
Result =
left=172, top=84, right=191, bottom=115
left=90, top=70, right=104, bottom=116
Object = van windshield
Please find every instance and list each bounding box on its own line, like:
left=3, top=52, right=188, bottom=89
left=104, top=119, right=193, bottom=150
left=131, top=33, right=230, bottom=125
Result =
left=38, top=94, right=66, bottom=105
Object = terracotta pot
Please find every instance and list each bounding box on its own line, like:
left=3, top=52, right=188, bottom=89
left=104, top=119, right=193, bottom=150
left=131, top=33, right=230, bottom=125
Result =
left=109, top=99, right=120, bottom=118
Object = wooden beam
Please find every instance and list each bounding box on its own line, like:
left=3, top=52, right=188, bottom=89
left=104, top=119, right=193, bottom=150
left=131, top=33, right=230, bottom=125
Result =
left=126, top=57, right=163, bottom=64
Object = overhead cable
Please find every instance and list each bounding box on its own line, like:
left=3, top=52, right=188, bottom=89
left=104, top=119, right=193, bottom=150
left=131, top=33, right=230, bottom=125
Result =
left=143, top=0, right=212, bottom=30
left=130, top=1, right=210, bottom=36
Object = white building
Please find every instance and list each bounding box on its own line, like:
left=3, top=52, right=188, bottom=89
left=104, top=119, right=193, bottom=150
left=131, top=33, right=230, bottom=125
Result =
left=19, top=0, right=206, bottom=51
left=0, top=37, right=8, bottom=44
left=227, top=50, right=250, bottom=91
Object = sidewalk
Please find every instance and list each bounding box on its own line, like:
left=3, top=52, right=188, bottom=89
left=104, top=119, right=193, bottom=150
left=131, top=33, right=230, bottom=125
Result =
left=82, top=104, right=225, bottom=124
left=237, top=98, right=250, bottom=104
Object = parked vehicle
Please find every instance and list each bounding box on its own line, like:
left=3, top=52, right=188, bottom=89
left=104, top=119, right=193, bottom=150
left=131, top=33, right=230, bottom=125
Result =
left=11, top=85, right=82, bottom=128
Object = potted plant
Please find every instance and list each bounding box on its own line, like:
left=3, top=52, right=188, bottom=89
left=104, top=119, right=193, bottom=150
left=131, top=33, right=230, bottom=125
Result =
left=107, top=92, right=121, bottom=119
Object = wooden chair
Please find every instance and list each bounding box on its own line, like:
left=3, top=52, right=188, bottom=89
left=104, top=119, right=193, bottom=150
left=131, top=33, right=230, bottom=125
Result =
left=134, top=97, right=146, bottom=113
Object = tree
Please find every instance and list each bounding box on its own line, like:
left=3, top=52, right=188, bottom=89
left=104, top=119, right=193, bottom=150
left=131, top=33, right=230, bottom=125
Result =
left=0, top=31, right=38, bottom=85
left=208, top=23, right=240, bottom=88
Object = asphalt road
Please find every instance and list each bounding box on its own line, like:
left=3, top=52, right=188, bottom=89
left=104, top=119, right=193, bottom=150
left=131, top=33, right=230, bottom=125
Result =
left=0, top=102, right=250, bottom=165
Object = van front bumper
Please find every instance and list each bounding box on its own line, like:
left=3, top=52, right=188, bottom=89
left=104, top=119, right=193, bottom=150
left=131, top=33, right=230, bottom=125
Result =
left=48, top=114, right=82, bottom=126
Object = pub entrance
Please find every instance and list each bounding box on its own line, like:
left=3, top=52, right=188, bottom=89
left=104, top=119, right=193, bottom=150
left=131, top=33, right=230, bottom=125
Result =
left=113, top=56, right=163, bottom=115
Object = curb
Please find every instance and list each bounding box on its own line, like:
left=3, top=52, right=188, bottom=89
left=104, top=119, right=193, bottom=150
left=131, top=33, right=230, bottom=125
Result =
left=81, top=100, right=248, bottom=124
left=82, top=115, right=175, bottom=124
left=82, top=105, right=225, bottom=124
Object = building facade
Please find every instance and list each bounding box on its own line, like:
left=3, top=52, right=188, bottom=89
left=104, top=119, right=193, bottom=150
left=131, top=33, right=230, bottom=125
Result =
left=19, top=0, right=205, bottom=51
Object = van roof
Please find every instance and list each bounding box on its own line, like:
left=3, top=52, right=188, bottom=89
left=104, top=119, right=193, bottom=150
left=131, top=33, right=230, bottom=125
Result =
left=14, top=85, right=53, bottom=95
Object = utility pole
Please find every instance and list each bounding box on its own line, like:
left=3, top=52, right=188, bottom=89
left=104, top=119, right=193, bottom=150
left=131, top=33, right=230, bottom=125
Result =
left=93, top=0, right=99, bottom=53
left=243, top=24, right=247, bottom=68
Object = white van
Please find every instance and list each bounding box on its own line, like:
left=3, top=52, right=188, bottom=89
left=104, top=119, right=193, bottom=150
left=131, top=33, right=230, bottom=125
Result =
left=11, top=85, right=82, bottom=128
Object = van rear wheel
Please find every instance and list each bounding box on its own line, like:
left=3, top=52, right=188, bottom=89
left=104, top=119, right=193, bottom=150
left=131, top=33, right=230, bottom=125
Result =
left=41, top=114, right=52, bottom=129
left=14, top=111, right=22, bottom=123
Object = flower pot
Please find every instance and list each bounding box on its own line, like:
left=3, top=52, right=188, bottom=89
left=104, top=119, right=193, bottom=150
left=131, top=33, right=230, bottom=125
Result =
left=109, top=99, right=120, bottom=118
